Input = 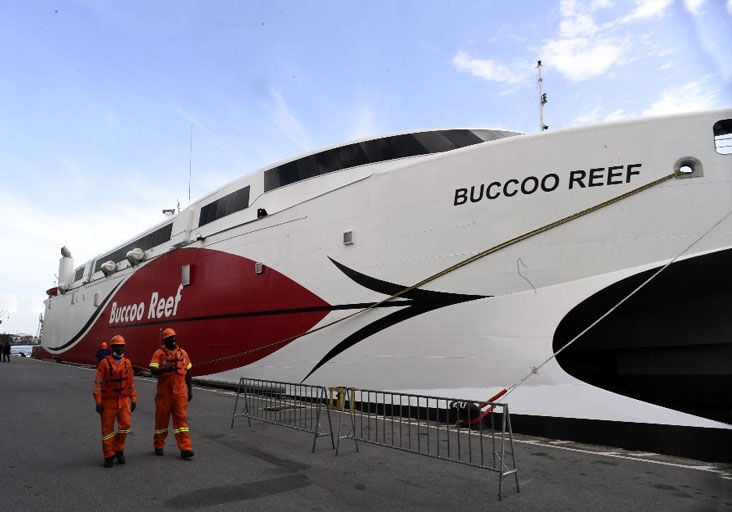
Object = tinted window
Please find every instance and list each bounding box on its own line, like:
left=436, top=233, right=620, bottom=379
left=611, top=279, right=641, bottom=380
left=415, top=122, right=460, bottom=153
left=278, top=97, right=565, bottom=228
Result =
left=199, top=185, right=250, bottom=227
left=263, top=129, right=517, bottom=192
left=714, top=119, right=732, bottom=155
left=94, top=223, right=173, bottom=273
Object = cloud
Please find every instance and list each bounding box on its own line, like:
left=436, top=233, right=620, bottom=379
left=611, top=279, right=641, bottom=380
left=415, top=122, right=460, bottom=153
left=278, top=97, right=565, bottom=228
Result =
left=541, top=0, right=629, bottom=81
left=452, top=51, right=529, bottom=85
left=542, top=37, right=626, bottom=81
left=173, top=104, right=242, bottom=156
left=621, top=0, right=674, bottom=22
left=572, top=106, right=604, bottom=125
left=684, top=0, right=732, bottom=82
left=541, top=0, right=680, bottom=82
left=604, top=109, right=628, bottom=122
left=683, top=0, right=705, bottom=15
left=454, top=1, right=682, bottom=86
left=0, top=183, right=168, bottom=334
left=642, top=80, right=719, bottom=116
left=349, top=104, right=378, bottom=141
left=267, top=89, right=312, bottom=152
left=573, top=79, right=719, bottom=124
left=571, top=106, right=629, bottom=125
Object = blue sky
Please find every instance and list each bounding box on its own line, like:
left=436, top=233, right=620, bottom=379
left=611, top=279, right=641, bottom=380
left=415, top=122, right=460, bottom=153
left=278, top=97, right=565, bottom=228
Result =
left=1, top=0, right=731, bottom=335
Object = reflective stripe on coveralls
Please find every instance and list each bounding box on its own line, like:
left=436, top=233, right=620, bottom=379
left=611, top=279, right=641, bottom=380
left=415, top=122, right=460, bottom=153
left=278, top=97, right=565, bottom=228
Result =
left=150, top=346, right=193, bottom=451
left=93, top=356, right=136, bottom=458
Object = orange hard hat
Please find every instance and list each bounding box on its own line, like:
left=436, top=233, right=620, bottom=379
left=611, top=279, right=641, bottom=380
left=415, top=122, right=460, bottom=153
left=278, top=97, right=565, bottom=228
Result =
left=161, top=328, right=176, bottom=340
left=110, top=335, right=125, bottom=346
left=101, top=342, right=108, bottom=349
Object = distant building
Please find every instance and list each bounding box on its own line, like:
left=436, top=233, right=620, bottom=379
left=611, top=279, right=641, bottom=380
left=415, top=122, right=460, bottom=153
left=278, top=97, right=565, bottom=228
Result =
left=16, top=334, right=38, bottom=345
left=0, top=333, right=39, bottom=345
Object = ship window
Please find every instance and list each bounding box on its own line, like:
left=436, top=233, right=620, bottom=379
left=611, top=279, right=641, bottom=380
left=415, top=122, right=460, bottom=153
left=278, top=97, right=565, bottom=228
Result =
left=263, top=129, right=519, bottom=192
left=415, top=130, right=486, bottom=152
left=713, top=119, right=732, bottom=155
left=199, top=185, right=250, bottom=227
left=94, top=222, right=173, bottom=274
left=366, top=134, right=426, bottom=160
left=73, top=266, right=85, bottom=282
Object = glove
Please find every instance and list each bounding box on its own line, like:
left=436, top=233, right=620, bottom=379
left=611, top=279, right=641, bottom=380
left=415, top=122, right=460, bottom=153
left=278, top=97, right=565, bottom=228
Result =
left=164, top=365, right=176, bottom=373
left=187, top=391, right=193, bottom=402
left=95, top=403, right=104, bottom=414
left=131, top=401, right=136, bottom=412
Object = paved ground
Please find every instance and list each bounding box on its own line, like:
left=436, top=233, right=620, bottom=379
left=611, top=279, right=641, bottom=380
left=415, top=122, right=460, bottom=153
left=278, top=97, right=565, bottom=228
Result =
left=0, top=357, right=730, bottom=511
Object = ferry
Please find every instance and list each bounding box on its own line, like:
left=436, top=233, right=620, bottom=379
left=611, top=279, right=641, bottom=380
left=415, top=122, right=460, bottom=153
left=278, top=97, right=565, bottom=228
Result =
left=38, top=108, right=732, bottom=461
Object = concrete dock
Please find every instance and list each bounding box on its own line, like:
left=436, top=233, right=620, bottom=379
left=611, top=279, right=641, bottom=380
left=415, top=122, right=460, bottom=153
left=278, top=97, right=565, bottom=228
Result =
left=0, top=357, right=729, bottom=511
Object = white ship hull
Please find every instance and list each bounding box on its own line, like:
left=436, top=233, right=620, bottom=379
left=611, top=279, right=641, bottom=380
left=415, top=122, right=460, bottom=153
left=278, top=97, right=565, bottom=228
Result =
left=40, top=109, right=732, bottom=460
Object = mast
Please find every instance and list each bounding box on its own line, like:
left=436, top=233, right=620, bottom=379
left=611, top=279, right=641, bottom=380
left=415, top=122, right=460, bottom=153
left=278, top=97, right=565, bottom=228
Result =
left=188, top=123, right=193, bottom=206
left=537, top=60, right=548, bottom=131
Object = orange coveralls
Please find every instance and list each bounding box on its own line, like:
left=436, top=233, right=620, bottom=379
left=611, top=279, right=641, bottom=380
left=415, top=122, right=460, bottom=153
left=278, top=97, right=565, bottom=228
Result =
left=93, top=356, right=137, bottom=459
left=149, top=346, right=193, bottom=451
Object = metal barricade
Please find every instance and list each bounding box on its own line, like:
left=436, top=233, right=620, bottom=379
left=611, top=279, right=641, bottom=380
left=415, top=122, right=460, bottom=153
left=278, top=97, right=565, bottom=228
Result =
left=331, top=388, right=520, bottom=499
left=230, top=377, right=335, bottom=452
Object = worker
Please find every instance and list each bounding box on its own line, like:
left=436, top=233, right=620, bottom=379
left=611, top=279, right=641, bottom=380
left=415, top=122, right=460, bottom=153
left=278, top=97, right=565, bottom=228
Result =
left=93, top=335, right=137, bottom=468
left=149, top=328, right=194, bottom=459
left=95, top=341, right=111, bottom=364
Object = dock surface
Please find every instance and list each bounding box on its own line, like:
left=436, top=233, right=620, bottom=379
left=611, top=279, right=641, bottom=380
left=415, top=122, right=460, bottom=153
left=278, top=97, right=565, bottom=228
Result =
left=0, top=357, right=730, bottom=511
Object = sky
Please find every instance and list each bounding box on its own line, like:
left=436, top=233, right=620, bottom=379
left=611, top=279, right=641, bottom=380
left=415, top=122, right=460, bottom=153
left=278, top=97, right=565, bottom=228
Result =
left=1, top=0, right=731, bottom=336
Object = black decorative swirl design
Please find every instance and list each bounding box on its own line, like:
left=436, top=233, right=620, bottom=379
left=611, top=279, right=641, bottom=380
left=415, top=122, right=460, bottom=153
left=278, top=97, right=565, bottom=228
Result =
left=304, top=257, right=489, bottom=379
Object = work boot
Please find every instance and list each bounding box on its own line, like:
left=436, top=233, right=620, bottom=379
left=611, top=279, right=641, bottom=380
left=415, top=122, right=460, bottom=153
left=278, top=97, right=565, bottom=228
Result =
left=115, top=451, right=126, bottom=465
left=104, top=457, right=115, bottom=468
left=154, top=448, right=164, bottom=456
left=181, top=450, right=194, bottom=459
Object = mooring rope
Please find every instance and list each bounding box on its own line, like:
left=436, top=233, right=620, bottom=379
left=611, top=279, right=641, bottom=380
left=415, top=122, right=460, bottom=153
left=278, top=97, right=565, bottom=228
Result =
left=462, top=205, right=732, bottom=426
left=504, top=207, right=732, bottom=397
left=195, top=171, right=679, bottom=369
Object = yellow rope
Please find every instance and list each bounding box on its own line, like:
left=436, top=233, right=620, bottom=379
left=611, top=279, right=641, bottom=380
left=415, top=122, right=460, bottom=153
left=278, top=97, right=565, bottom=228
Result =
left=195, top=171, right=679, bottom=368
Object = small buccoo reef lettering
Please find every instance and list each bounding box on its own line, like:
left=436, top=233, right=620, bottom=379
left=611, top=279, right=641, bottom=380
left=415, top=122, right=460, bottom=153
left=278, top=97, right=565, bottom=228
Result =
left=454, top=163, right=642, bottom=206
left=110, top=284, right=184, bottom=325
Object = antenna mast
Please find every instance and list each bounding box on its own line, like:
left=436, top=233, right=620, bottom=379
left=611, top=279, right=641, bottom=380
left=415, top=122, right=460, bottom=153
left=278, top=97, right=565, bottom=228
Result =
left=188, top=124, right=193, bottom=205
left=537, top=60, right=548, bottom=131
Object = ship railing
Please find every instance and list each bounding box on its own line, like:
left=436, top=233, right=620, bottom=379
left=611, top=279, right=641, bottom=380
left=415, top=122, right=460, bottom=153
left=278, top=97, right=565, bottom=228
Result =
left=330, top=387, right=520, bottom=500
left=230, top=377, right=335, bottom=453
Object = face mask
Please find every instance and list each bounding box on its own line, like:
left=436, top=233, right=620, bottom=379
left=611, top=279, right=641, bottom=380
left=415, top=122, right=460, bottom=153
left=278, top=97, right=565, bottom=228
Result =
left=164, top=338, right=176, bottom=350
left=112, top=347, right=124, bottom=359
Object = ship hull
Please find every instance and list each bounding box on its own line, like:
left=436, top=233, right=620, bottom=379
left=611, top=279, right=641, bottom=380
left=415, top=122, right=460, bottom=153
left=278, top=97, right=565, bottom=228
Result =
left=40, top=110, right=732, bottom=460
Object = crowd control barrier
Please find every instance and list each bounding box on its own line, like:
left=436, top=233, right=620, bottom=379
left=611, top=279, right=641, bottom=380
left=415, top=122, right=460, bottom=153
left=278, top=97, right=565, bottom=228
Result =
left=230, top=378, right=519, bottom=499
left=330, top=387, right=519, bottom=499
left=230, top=377, right=335, bottom=452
